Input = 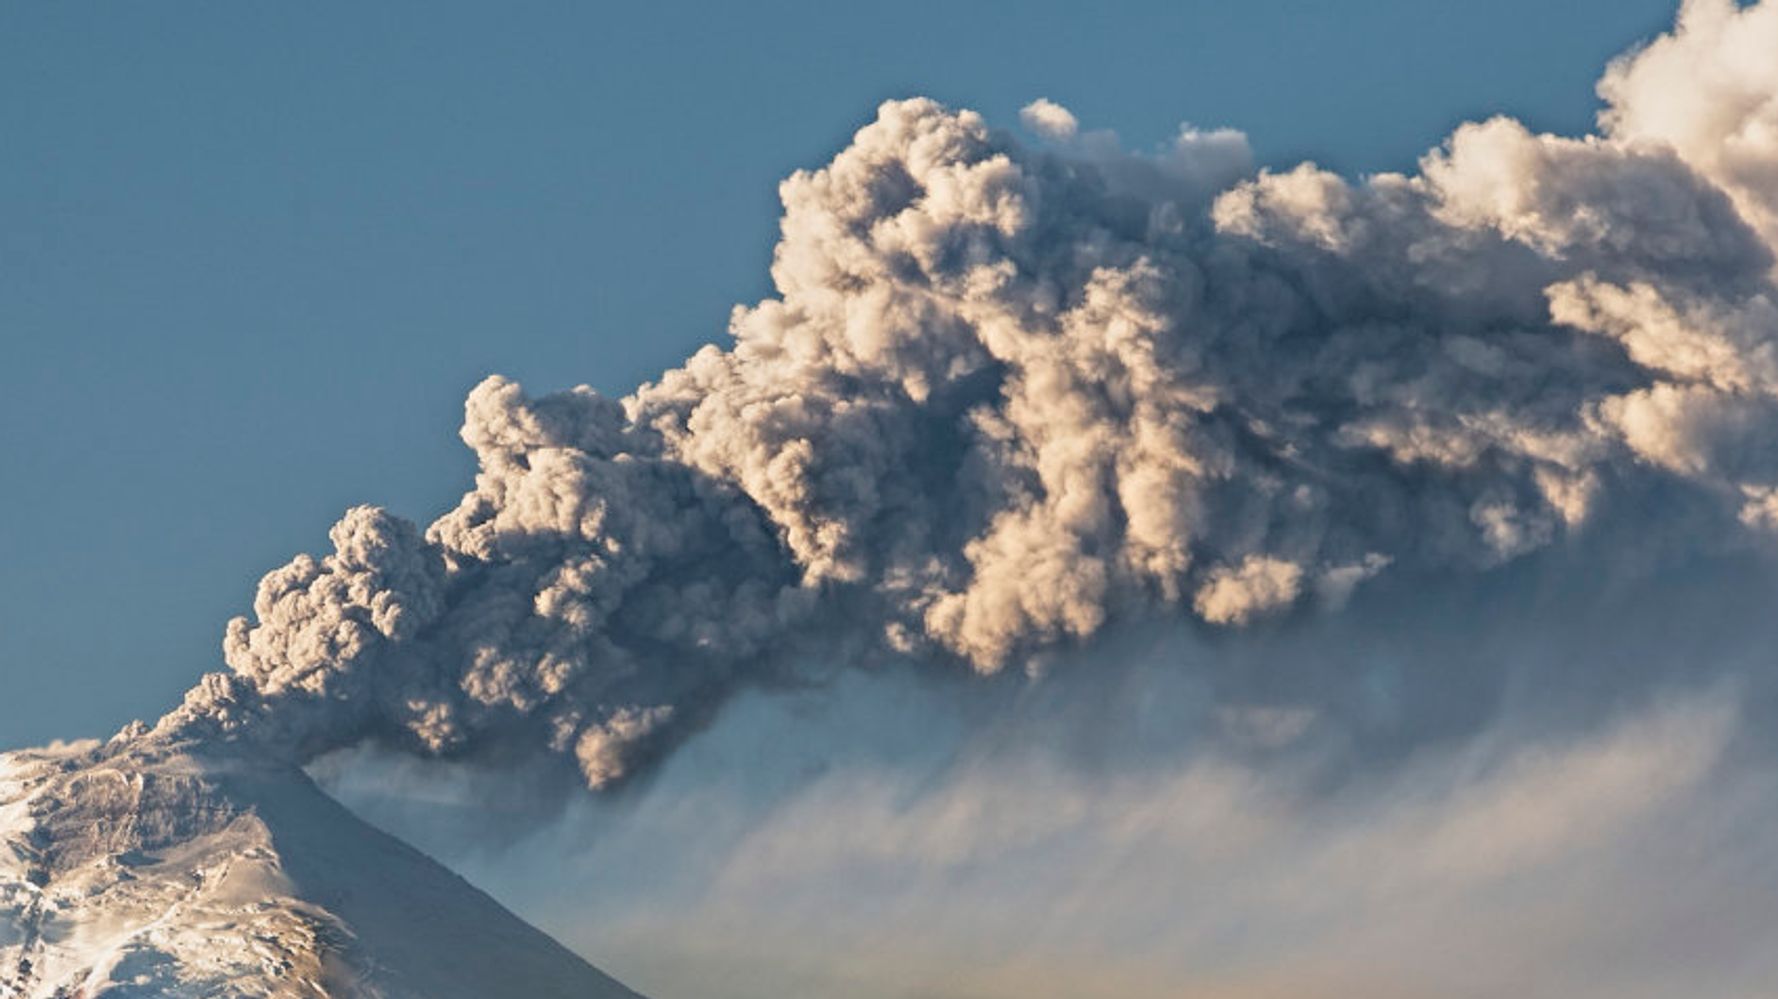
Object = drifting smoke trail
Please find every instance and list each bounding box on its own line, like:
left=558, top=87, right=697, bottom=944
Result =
left=157, top=0, right=1778, bottom=789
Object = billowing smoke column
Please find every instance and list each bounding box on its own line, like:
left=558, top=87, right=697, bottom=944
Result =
left=160, top=0, right=1778, bottom=788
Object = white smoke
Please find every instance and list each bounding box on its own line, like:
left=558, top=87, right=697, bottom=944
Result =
left=320, top=589, right=1778, bottom=999
left=158, top=0, right=1778, bottom=793
left=555, top=693, right=1759, bottom=999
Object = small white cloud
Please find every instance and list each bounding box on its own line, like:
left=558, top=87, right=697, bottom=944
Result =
left=1020, top=97, right=1079, bottom=140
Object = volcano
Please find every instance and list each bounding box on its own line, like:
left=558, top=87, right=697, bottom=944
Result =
left=0, top=732, right=642, bottom=998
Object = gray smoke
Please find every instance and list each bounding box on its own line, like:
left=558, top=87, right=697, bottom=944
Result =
left=159, top=0, right=1778, bottom=790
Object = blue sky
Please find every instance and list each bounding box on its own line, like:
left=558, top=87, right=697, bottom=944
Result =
left=0, top=0, right=1681, bottom=747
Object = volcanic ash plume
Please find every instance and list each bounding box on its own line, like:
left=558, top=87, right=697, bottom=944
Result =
left=157, top=0, right=1778, bottom=788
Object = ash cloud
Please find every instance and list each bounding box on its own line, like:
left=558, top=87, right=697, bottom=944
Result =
left=160, top=0, right=1778, bottom=790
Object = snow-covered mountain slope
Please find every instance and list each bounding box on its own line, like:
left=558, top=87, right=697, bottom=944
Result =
left=0, top=733, right=642, bottom=998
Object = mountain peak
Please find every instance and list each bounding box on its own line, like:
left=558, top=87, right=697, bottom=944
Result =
left=0, top=734, right=641, bottom=998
